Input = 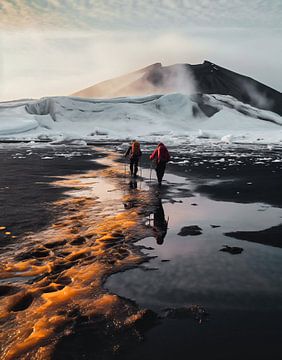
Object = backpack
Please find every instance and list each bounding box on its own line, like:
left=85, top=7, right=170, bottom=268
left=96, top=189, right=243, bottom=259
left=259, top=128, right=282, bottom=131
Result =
left=131, top=141, right=141, bottom=157
left=158, top=145, right=170, bottom=162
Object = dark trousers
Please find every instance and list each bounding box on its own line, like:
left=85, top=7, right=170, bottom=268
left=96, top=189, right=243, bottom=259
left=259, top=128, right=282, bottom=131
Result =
left=156, top=161, right=166, bottom=184
left=130, top=157, right=139, bottom=177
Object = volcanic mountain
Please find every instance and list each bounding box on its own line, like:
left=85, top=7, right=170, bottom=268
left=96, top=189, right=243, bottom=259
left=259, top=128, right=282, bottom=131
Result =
left=72, top=61, right=282, bottom=116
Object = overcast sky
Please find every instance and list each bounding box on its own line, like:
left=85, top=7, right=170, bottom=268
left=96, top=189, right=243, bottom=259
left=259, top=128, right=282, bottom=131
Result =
left=0, top=0, right=281, bottom=100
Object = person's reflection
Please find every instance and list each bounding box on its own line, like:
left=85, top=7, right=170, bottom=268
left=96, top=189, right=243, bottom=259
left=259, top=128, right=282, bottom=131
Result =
left=124, top=180, right=138, bottom=209
left=153, top=198, right=168, bottom=245
left=129, top=179, right=137, bottom=189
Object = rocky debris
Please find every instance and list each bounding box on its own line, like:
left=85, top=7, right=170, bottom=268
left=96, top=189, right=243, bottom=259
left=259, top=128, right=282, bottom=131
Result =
left=178, top=225, right=202, bottom=236
left=210, top=224, right=221, bottom=228
left=219, top=245, right=244, bottom=254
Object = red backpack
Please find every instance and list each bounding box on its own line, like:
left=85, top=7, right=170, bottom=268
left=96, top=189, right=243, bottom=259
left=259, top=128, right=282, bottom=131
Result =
left=158, top=144, right=170, bottom=162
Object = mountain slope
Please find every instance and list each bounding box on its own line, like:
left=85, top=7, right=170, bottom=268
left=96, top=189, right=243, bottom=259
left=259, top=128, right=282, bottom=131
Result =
left=72, top=63, right=162, bottom=98
left=72, top=61, right=282, bottom=116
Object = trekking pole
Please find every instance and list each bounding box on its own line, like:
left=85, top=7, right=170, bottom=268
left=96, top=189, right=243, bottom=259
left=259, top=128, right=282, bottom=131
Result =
left=140, top=157, right=143, bottom=179
left=149, top=162, right=152, bottom=182
left=124, top=160, right=127, bottom=177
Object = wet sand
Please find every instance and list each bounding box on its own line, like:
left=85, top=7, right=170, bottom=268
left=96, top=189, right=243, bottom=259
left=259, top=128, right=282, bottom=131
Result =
left=0, top=143, right=281, bottom=360
left=0, top=146, right=106, bottom=242
left=0, top=145, right=159, bottom=359
left=225, top=224, right=282, bottom=248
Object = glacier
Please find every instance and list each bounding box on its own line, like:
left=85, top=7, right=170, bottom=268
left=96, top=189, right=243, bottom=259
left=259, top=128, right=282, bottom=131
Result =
left=0, top=93, right=281, bottom=145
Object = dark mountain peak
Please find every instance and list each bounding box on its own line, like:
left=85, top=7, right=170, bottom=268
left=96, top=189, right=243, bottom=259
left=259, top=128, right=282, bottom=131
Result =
left=142, top=61, right=282, bottom=115
left=72, top=61, right=282, bottom=116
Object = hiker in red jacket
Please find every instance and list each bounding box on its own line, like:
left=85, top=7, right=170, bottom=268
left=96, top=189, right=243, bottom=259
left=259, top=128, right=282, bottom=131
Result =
left=150, top=142, right=170, bottom=186
left=125, top=140, right=142, bottom=177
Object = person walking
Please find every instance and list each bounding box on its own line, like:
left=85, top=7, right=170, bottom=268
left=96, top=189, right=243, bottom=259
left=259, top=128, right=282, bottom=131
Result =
left=150, top=142, right=170, bottom=186
left=125, top=140, right=142, bottom=178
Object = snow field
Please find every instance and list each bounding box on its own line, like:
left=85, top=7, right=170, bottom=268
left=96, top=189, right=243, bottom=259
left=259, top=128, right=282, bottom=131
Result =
left=0, top=93, right=281, bottom=145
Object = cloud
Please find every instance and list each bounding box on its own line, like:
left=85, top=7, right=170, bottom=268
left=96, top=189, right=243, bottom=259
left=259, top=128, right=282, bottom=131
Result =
left=1, top=27, right=281, bottom=101
left=0, top=1, right=281, bottom=100
left=1, top=0, right=282, bottom=30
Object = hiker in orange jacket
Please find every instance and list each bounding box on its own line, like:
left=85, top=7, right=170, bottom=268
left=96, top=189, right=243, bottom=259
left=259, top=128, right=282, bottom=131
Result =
left=125, top=140, right=142, bottom=177
left=150, top=142, right=170, bottom=186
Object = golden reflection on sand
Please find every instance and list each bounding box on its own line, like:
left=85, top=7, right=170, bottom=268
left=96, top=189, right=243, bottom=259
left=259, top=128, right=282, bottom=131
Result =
left=0, top=150, right=154, bottom=359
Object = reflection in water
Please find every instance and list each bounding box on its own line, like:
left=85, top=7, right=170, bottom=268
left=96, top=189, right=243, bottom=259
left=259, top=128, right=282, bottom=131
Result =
left=129, top=179, right=137, bottom=189
left=149, top=198, right=168, bottom=245
left=108, top=196, right=282, bottom=312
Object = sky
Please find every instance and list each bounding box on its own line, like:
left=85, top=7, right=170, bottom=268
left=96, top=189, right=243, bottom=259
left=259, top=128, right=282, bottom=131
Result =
left=0, top=0, right=281, bottom=100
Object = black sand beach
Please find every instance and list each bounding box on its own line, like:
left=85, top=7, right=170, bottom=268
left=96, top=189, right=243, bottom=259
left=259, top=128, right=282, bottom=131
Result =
left=0, top=146, right=106, bottom=241
left=0, top=143, right=281, bottom=360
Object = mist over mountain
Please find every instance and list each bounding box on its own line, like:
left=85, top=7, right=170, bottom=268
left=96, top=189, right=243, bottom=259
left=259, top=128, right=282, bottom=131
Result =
left=72, top=61, right=282, bottom=116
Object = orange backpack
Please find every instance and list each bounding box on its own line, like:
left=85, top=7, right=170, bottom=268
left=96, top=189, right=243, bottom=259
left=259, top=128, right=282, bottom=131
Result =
left=131, top=141, right=141, bottom=157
